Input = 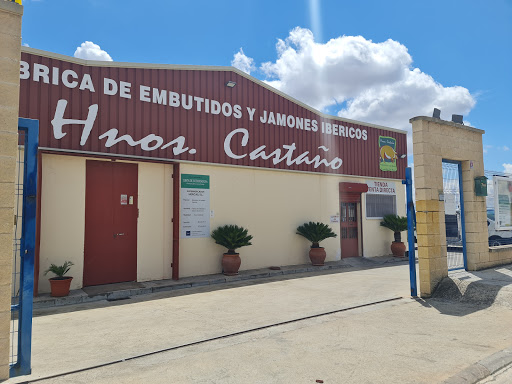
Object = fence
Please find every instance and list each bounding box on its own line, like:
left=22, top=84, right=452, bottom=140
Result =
left=10, top=131, right=24, bottom=369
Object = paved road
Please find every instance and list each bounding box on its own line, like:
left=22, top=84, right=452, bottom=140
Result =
left=7, top=263, right=512, bottom=384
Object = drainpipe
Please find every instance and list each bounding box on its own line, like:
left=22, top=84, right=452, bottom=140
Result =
left=172, top=163, right=180, bottom=280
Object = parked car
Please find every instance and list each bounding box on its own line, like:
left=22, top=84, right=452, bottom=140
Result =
left=487, top=209, right=512, bottom=246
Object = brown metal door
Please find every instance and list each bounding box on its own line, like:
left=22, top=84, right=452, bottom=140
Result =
left=84, top=160, right=138, bottom=286
left=341, top=202, right=359, bottom=258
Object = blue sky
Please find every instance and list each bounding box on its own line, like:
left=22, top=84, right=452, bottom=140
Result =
left=20, top=0, right=512, bottom=173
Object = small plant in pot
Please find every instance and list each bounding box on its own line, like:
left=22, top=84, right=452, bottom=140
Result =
left=44, top=261, right=74, bottom=297
left=380, top=214, right=408, bottom=257
left=296, top=222, right=337, bottom=266
left=211, top=225, right=253, bottom=276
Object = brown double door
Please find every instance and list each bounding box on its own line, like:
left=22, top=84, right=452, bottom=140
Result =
left=84, top=160, right=138, bottom=286
left=340, top=201, right=359, bottom=258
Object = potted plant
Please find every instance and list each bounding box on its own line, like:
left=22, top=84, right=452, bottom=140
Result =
left=44, top=261, right=74, bottom=297
left=211, top=225, right=253, bottom=276
left=380, top=214, right=408, bottom=257
left=296, top=222, right=337, bottom=266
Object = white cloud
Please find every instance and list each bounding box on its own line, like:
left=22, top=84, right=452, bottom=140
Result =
left=74, top=41, right=112, bottom=61
left=504, top=163, right=512, bottom=174
left=258, top=27, right=476, bottom=152
left=22, top=43, right=29, bottom=47
left=231, top=48, right=255, bottom=75
left=502, top=146, right=510, bottom=151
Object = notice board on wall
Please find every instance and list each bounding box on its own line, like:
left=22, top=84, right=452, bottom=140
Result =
left=494, top=176, right=512, bottom=230
left=181, top=174, right=210, bottom=238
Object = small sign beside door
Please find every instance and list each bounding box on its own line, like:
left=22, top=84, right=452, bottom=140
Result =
left=120, top=194, right=128, bottom=205
left=181, top=174, right=210, bottom=238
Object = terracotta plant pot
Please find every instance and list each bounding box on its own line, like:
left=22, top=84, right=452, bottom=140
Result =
left=390, top=241, right=406, bottom=257
left=49, top=276, right=73, bottom=297
left=222, top=253, right=241, bottom=276
left=309, top=247, right=326, bottom=266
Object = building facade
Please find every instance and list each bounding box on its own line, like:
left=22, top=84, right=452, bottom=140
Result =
left=18, top=47, right=408, bottom=294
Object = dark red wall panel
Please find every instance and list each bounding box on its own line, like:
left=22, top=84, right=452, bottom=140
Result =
left=19, top=51, right=407, bottom=179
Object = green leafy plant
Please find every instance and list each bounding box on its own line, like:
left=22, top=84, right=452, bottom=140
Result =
left=296, top=222, right=337, bottom=248
left=211, top=225, right=253, bottom=254
left=44, top=261, right=74, bottom=279
left=380, top=214, right=408, bottom=242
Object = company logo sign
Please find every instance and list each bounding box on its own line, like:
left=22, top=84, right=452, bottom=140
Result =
left=379, top=136, right=397, bottom=172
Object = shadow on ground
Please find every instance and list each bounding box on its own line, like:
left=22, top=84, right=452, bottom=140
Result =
left=423, top=264, right=512, bottom=316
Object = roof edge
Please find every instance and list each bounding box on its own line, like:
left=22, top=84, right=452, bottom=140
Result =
left=22, top=46, right=407, bottom=134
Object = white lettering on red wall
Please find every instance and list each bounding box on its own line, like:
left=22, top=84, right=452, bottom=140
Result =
left=18, top=55, right=407, bottom=178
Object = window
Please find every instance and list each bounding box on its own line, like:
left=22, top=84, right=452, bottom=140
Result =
left=365, top=194, right=396, bottom=218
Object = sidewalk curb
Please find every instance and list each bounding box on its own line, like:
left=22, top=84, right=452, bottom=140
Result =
left=32, top=257, right=410, bottom=310
left=443, top=348, right=512, bottom=384
left=31, top=262, right=354, bottom=309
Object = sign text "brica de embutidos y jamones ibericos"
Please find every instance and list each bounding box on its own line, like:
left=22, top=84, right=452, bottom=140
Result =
left=18, top=51, right=406, bottom=179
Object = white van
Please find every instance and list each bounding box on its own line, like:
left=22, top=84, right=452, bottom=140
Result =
left=487, top=209, right=512, bottom=246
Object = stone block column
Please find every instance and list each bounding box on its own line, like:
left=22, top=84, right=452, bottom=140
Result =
left=411, top=118, right=446, bottom=297
left=460, top=160, right=489, bottom=270
left=410, top=116, right=486, bottom=297
left=0, top=0, right=23, bottom=379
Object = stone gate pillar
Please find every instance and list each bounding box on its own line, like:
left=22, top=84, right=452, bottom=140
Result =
left=410, top=116, right=487, bottom=297
left=0, top=0, right=23, bottom=379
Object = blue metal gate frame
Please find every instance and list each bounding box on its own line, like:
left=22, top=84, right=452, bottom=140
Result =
left=442, top=159, right=468, bottom=271
left=403, top=167, right=417, bottom=297
left=10, top=118, right=39, bottom=377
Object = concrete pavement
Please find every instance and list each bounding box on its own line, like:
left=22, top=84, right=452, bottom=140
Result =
left=31, top=256, right=406, bottom=310
left=478, top=361, right=512, bottom=383
left=6, top=261, right=512, bottom=384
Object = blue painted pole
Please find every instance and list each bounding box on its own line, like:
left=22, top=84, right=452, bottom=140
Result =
left=402, top=167, right=418, bottom=297
left=11, top=119, right=38, bottom=377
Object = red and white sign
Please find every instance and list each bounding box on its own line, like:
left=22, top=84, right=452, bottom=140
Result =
left=19, top=50, right=407, bottom=178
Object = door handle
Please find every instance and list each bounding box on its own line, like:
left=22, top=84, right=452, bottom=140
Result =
left=113, top=233, right=125, bottom=238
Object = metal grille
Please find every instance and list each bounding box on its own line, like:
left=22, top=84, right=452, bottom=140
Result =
left=442, top=161, right=465, bottom=270
left=10, top=131, right=25, bottom=367
left=365, top=194, right=396, bottom=218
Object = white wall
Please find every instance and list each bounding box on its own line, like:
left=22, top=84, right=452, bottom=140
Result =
left=39, top=154, right=86, bottom=293
left=39, top=154, right=174, bottom=293
left=137, top=162, right=173, bottom=281
left=179, top=163, right=406, bottom=277
left=38, top=154, right=406, bottom=292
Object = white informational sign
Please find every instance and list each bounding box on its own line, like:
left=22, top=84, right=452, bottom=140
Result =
left=181, top=174, right=210, bottom=238
left=366, top=180, right=396, bottom=195
left=494, top=176, right=512, bottom=230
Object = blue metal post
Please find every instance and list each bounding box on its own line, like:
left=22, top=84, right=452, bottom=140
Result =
left=402, top=167, right=417, bottom=297
left=10, top=118, right=38, bottom=377
left=458, top=162, right=468, bottom=270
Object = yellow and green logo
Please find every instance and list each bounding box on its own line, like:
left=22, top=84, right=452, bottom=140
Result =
left=379, top=136, right=397, bottom=172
